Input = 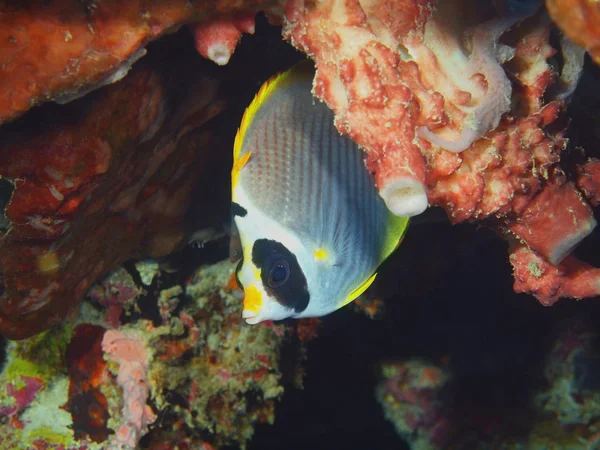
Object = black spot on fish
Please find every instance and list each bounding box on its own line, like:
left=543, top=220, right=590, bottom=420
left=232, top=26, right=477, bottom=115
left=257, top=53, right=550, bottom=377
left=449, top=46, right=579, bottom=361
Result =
left=252, top=239, right=309, bottom=313
left=231, top=202, right=247, bottom=217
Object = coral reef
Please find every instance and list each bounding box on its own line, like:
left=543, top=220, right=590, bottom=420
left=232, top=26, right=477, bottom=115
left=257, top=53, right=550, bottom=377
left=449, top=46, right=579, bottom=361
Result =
left=0, top=257, right=315, bottom=448
left=376, top=359, right=450, bottom=449
left=536, top=320, right=600, bottom=429
left=0, top=38, right=225, bottom=339
left=0, top=0, right=599, bottom=340
left=0, top=0, right=269, bottom=125
left=376, top=318, right=600, bottom=450
left=3, top=1, right=600, bottom=449
left=281, top=0, right=599, bottom=304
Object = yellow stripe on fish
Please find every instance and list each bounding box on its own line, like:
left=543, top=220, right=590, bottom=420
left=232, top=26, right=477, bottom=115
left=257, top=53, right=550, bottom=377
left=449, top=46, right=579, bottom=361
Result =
left=231, top=61, right=410, bottom=324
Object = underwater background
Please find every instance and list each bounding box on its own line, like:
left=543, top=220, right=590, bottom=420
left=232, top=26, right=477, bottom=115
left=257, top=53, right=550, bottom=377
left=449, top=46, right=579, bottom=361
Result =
left=1, top=2, right=600, bottom=449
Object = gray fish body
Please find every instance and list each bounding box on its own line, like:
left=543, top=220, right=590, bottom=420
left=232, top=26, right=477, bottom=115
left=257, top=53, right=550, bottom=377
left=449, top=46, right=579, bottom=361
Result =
left=237, top=75, right=392, bottom=306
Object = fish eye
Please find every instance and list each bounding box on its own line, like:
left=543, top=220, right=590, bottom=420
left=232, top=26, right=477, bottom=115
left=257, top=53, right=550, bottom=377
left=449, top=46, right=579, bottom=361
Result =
left=268, top=259, right=290, bottom=288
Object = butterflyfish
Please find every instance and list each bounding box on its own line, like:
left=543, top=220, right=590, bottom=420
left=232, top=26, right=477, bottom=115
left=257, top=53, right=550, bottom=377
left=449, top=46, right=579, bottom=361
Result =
left=231, top=61, right=410, bottom=324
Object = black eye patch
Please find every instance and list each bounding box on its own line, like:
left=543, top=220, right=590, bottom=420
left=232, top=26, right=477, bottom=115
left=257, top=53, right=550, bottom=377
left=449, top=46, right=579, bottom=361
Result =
left=251, top=239, right=309, bottom=313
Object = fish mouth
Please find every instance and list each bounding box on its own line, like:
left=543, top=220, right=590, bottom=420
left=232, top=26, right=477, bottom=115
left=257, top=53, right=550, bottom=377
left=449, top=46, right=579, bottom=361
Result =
left=242, top=309, right=261, bottom=325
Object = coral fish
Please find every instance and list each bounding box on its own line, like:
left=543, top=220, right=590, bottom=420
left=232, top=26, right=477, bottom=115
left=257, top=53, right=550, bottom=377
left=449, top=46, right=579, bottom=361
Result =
left=231, top=61, right=409, bottom=324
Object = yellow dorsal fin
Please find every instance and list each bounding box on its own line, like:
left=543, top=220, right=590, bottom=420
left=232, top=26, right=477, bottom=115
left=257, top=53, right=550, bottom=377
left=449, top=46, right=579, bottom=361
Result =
left=231, top=151, right=252, bottom=192
left=339, top=272, right=378, bottom=308
left=233, top=60, right=314, bottom=165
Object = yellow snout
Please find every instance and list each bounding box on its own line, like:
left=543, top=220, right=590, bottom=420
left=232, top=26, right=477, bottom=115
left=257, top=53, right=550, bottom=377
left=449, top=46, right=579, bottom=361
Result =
left=243, top=284, right=263, bottom=314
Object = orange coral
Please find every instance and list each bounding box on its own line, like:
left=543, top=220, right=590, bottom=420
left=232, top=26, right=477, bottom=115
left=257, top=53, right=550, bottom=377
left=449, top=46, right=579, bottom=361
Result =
left=0, top=0, right=270, bottom=125
left=546, top=0, right=600, bottom=65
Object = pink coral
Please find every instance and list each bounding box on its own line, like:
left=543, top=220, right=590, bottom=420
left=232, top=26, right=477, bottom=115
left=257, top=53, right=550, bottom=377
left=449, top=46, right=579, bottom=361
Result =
left=0, top=376, right=43, bottom=417
left=283, top=0, right=434, bottom=217
left=102, top=329, right=156, bottom=449
left=191, top=14, right=257, bottom=66
left=277, top=1, right=600, bottom=305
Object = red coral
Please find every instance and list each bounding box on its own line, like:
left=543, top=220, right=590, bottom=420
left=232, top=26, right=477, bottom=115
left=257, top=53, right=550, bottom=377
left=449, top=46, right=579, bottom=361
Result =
left=279, top=2, right=600, bottom=305
left=0, top=1, right=268, bottom=125
left=510, top=245, right=600, bottom=305
left=0, top=46, right=225, bottom=339
left=283, top=0, right=434, bottom=217
left=64, top=324, right=111, bottom=443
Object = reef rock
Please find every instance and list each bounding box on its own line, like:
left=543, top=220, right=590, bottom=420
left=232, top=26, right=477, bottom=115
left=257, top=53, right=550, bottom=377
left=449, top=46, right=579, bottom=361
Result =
left=0, top=43, right=225, bottom=339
